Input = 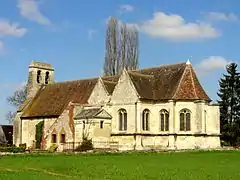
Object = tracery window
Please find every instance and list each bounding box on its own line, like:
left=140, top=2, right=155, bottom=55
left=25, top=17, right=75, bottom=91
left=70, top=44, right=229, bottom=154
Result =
left=142, top=109, right=150, bottom=131
left=160, top=109, right=169, bottom=131
left=119, top=109, right=127, bottom=131
left=180, top=109, right=191, bottom=131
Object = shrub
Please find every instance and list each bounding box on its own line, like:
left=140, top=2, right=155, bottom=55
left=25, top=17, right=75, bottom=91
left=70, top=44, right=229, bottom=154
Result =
left=0, top=146, right=25, bottom=153
left=221, top=140, right=231, bottom=147
left=75, top=138, right=93, bottom=152
left=48, top=144, right=58, bottom=152
left=19, top=143, right=27, bottom=150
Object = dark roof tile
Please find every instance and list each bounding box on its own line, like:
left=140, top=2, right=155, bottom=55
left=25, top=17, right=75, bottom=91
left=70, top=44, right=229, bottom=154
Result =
left=21, top=78, right=98, bottom=118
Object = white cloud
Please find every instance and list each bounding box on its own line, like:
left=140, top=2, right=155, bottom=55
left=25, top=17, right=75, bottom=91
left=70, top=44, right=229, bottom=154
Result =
left=119, top=5, right=135, bottom=13
left=18, top=0, right=51, bottom=25
left=88, top=29, right=97, bottom=39
left=204, top=12, right=238, bottom=22
left=196, top=56, right=231, bottom=75
left=0, top=20, right=27, bottom=37
left=139, top=12, right=219, bottom=41
left=0, top=41, right=4, bottom=52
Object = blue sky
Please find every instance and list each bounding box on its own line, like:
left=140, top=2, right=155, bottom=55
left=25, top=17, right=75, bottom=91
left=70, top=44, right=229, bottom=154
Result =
left=0, top=0, right=239, bottom=124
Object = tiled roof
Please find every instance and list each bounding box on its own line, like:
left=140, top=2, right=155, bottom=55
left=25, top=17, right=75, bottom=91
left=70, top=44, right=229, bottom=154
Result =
left=101, top=76, right=119, bottom=95
left=74, top=108, right=112, bottom=119
left=21, top=78, right=98, bottom=118
left=74, top=108, right=101, bottom=119
left=17, top=98, right=33, bottom=112
left=21, top=62, right=210, bottom=118
left=129, top=62, right=210, bottom=101
left=172, top=64, right=210, bottom=100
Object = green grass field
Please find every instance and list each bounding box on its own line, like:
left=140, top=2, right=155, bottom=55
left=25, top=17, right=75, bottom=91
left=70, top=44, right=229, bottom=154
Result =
left=0, top=151, right=240, bottom=180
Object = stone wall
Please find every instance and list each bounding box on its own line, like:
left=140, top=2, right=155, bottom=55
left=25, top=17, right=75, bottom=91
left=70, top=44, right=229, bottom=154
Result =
left=21, top=118, right=56, bottom=148
left=13, top=112, right=22, bottom=146
left=88, top=79, right=110, bottom=105
left=42, top=104, right=77, bottom=151
left=74, top=118, right=112, bottom=148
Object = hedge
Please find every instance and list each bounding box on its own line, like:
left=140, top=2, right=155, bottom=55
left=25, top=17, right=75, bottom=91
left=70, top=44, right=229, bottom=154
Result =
left=0, top=146, right=25, bottom=153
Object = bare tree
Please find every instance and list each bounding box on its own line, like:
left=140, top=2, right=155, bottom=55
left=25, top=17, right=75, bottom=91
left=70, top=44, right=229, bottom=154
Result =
left=103, top=16, right=139, bottom=76
left=6, top=85, right=27, bottom=123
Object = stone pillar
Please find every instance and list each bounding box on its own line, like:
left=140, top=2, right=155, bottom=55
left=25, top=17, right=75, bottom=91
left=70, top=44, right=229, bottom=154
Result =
left=135, top=135, right=144, bottom=150
left=168, top=100, right=175, bottom=134
left=195, top=100, right=205, bottom=133
left=136, top=101, right=141, bottom=133
left=168, top=100, right=176, bottom=149
left=202, top=102, right=207, bottom=134
left=135, top=101, right=143, bottom=150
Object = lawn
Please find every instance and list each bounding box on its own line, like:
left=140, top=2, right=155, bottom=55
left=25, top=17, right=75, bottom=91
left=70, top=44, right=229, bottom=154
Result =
left=0, top=150, right=240, bottom=180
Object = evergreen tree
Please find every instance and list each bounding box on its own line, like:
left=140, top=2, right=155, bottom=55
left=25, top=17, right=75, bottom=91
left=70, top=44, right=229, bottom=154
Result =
left=217, top=62, right=240, bottom=146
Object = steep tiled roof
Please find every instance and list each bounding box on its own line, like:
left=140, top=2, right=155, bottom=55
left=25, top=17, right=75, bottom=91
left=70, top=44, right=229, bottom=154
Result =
left=173, top=64, right=210, bottom=100
left=128, top=71, right=155, bottom=99
left=21, top=78, right=98, bottom=118
left=128, top=63, right=210, bottom=101
left=101, top=76, right=119, bottom=95
left=17, top=98, right=33, bottom=112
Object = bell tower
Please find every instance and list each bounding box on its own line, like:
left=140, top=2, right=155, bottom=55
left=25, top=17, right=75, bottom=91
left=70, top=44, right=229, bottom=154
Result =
left=26, top=61, right=54, bottom=98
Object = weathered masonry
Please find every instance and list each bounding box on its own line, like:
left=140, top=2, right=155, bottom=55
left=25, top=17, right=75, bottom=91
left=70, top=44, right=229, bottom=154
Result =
left=13, top=60, right=220, bottom=151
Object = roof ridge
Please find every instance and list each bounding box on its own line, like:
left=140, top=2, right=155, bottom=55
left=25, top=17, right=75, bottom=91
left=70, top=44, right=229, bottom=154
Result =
left=189, top=65, right=198, bottom=98
left=49, top=77, right=98, bottom=85
left=172, top=64, right=187, bottom=99
left=102, top=80, right=117, bottom=84
left=44, top=62, right=185, bottom=86
left=128, top=71, right=155, bottom=78
left=130, top=62, right=186, bottom=73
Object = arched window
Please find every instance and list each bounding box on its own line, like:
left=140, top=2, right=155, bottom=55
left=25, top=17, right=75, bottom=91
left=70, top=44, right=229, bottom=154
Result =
left=37, top=70, right=41, bottom=83
left=119, top=109, right=127, bottom=131
left=180, top=109, right=191, bottom=131
left=160, top=109, right=169, bottom=131
left=45, top=71, right=49, bottom=84
left=142, top=109, right=150, bottom=131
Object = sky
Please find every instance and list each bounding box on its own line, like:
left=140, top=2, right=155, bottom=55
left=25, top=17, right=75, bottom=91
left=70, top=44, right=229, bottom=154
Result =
left=0, top=0, right=239, bottom=124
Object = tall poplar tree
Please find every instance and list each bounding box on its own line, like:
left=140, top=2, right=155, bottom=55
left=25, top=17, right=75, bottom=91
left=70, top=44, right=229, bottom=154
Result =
left=103, top=16, right=139, bottom=76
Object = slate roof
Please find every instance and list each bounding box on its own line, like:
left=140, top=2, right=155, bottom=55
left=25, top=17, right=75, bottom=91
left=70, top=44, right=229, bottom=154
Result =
left=20, top=62, right=210, bottom=118
left=74, top=108, right=101, bottom=119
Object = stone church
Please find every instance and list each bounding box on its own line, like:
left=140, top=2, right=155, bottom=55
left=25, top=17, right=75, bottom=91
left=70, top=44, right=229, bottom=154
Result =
left=13, top=60, right=220, bottom=151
